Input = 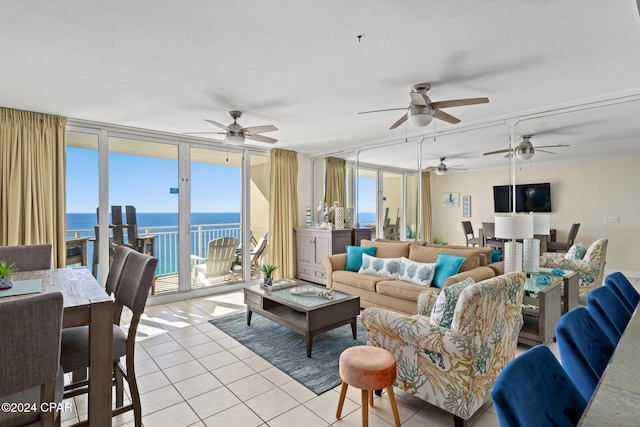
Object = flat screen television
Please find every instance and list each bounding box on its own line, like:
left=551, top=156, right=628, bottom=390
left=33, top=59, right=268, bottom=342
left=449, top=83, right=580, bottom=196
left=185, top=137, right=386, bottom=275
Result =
left=493, top=182, right=552, bottom=213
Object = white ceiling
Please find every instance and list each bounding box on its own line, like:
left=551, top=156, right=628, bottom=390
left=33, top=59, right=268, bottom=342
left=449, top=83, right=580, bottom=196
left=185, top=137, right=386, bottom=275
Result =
left=2, top=0, right=640, bottom=172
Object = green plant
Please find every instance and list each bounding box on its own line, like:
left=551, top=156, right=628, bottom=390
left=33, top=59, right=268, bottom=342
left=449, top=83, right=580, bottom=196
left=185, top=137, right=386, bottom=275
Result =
left=0, top=260, right=17, bottom=278
left=260, top=264, right=278, bottom=278
left=433, top=237, right=449, bottom=245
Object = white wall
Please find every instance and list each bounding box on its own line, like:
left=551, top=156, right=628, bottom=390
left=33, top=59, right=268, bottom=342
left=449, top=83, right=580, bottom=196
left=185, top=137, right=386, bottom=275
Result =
left=430, top=157, right=640, bottom=276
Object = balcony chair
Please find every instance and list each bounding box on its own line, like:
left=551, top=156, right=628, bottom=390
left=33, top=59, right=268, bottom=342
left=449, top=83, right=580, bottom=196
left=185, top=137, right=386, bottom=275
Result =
left=125, top=205, right=157, bottom=257
left=0, top=244, right=52, bottom=271
left=555, top=306, right=615, bottom=402
left=0, top=292, right=64, bottom=427
left=461, top=221, right=481, bottom=246
left=60, top=250, right=158, bottom=427
left=491, top=345, right=587, bottom=427
left=605, top=272, right=639, bottom=313
left=546, top=223, right=580, bottom=252
left=541, top=238, right=608, bottom=301
left=191, top=237, right=239, bottom=285
left=362, top=272, right=526, bottom=427
left=231, top=233, right=268, bottom=277
left=586, top=286, right=632, bottom=345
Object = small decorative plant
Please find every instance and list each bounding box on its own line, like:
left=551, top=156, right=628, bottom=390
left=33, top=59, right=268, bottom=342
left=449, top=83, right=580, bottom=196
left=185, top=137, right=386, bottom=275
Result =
left=260, top=264, right=278, bottom=286
left=0, top=260, right=18, bottom=290
left=433, top=237, right=449, bottom=245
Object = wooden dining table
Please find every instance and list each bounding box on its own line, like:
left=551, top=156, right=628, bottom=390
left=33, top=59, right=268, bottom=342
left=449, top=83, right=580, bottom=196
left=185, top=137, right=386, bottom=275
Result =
left=6, top=267, right=113, bottom=427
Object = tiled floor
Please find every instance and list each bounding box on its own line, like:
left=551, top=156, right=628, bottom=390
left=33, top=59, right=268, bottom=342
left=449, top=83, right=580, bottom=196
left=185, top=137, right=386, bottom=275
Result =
left=60, top=277, right=639, bottom=426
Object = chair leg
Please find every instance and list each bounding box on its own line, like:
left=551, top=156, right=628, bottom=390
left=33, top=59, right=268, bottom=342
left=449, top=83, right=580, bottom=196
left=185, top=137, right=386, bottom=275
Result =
left=361, top=389, right=369, bottom=427
left=336, top=381, right=348, bottom=419
left=386, top=386, right=401, bottom=427
left=369, top=389, right=374, bottom=406
left=454, top=415, right=468, bottom=427
left=125, top=356, right=142, bottom=427
left=114, top=362, right=124, bottom=407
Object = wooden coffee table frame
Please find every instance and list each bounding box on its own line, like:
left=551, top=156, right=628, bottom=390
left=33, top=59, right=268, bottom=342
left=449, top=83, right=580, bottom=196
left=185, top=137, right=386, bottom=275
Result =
left=244, top=282, right=360, bottom=357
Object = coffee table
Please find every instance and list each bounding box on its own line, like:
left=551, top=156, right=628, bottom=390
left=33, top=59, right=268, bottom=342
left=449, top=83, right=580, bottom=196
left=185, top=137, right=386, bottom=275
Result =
left=243, top=280, right=360, bottom=357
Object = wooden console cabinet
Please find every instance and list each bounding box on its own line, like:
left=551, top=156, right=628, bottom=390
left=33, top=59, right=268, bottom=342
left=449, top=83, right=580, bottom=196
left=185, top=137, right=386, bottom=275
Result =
left=295, top=228, right=351, bottom=285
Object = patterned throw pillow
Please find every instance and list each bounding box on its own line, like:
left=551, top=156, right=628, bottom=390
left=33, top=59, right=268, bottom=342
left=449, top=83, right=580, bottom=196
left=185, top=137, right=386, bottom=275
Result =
left=565, top=243, right=587, bottom=260
left=398, top=257, right=436, bottom=286
left=359, top=254, right=401, bottom=279
left=430, top=277, right=475, bottom=329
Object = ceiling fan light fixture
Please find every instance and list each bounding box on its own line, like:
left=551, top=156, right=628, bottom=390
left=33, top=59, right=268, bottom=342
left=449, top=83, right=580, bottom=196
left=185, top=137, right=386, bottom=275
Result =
left=224, top=133, right=245, bottom=145
left=435, top=168, right=447, bottom=176
left=515, top=145, right=534, bottom=160
left=408, top=112, right=433, bottom=127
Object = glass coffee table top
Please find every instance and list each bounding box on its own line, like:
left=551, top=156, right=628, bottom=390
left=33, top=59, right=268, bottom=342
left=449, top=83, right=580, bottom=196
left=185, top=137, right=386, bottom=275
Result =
left=268, top=284, right=353, bottom=308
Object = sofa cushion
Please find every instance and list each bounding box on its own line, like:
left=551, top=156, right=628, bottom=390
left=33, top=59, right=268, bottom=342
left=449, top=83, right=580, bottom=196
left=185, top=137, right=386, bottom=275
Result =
left=361, top=239, right=410, bottom=258
left=359, top=254, right=401, bottom=279
left=433, top=253, right=466, bottom=288
left=565, top=243, right=587, bottom=260
left=430, top=277, right=476, bottom=329
left=345, top=245, right=377, bottom=272
left=423, top=242, right=491, bottom=266
left=376, top=279, right=430, bottom=302
left=333, top=270, right=386, bottom=292
left=410, top=245, right=480, bottom=273
left=398, top=257, right=435, bottom=286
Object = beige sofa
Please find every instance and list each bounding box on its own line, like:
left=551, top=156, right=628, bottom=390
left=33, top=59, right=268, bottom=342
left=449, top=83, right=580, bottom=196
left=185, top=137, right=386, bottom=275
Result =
left=322, top=239, right=499, bottom=314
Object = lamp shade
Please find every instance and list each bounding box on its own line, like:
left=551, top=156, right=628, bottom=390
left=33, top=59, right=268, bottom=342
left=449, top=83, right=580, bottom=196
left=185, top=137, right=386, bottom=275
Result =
left=533, top=214, right=551, bottom=235
left=495, top=215, right=534, bottom=239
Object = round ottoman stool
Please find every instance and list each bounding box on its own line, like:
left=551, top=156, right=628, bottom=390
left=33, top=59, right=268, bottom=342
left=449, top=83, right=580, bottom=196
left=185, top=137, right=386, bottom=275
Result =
left=336, top=345, right=400, bottom=427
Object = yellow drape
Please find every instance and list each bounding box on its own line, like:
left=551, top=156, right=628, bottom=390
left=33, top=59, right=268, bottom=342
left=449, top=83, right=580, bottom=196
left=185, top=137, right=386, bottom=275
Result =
left=269, top=148, right=298, bottom=280
left=421, top=171, right=433, bottom=242
left=324, top=157, right=346, bottom=222
left=0, top=107, right=67, bottom=266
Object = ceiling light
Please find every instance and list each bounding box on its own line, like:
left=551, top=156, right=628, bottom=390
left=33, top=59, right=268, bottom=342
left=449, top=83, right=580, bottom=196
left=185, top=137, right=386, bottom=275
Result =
left=225, top=134, right=244, bottom=145
left=408, top=112, right=433, bottom=127
left=436, top=168, right=447, bottom=176
left=515, top=145, right=534, bottom=160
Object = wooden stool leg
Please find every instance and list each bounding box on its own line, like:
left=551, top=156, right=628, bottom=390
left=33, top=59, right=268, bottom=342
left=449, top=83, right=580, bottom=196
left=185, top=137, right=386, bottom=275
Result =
left=386, top=385, right=401, bottom=427
left=336, top=382, right=348, bottom=419
left=369, top=389, right=374, bottom=406
left=361, top=389, right=369, bottom=427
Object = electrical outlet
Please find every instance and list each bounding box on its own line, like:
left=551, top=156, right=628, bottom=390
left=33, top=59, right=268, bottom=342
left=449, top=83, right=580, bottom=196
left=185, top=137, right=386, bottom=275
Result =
left=604, top=216, right=619, bottom=223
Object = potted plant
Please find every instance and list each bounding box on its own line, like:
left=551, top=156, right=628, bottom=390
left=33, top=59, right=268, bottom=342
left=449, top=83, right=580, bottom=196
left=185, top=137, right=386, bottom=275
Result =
left=260, top=264, right=278, bottom=286
left=0, top=260, right=18, bottom=290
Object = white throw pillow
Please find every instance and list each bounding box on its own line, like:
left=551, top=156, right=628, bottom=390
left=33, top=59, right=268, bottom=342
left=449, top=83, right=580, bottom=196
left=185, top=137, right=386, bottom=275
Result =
left=359, top=254, right=401, bottom=279
left=398, top=257, right=436, bottom=286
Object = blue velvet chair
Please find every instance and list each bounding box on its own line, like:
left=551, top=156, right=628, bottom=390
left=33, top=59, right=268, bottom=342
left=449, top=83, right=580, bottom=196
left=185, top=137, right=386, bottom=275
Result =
left=556, top=307, right=615, bottom=402
left=492, top=345, right=587, bottom=427
left=586, top=286, right=632, bottom=345
left=605, top=272, right=639, bottom=313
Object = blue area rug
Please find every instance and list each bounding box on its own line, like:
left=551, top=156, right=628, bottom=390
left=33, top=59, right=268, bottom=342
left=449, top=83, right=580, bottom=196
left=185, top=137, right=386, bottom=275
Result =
left=209, top=312, right=367, bottom=395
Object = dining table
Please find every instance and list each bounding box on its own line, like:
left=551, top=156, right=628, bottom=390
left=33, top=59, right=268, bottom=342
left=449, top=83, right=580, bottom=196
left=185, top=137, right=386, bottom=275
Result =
left=578, top=304, right=640, bottom=425
left=5, top=267, right=113, bottom=427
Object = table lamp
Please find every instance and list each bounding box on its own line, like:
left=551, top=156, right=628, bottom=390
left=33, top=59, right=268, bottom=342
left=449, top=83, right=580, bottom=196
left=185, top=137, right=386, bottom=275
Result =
left=495, top=214, right=534, bottom=274
left=524, top=214, right=551, bottom=273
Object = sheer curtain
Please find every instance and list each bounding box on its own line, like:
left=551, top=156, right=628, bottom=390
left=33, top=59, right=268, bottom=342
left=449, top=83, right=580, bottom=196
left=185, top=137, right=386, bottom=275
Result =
left=324, top=157, right=346, bottom=222
left=269, top=148, right=298, bottom=279
left=421, top=171, right=433, bottom=242
left=0, top=108, right=67, bottom=266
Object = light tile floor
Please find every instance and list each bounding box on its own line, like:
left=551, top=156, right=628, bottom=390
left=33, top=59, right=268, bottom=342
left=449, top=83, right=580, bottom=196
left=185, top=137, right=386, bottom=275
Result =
left=60, top=277, right=640, bottom=426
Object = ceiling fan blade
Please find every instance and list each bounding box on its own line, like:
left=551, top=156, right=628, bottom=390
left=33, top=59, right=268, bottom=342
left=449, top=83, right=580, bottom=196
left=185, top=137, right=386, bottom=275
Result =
left=430, top=97, right=489, bottom=109
left=409, top=92, right=428, bottom=107
left=534, top=144, right=570, bottom=149
left=433, top=109, right=460, bottom=124
left=204, top=119, right=230, bottom=130
left=483, top=148, right=513, bottom=156
left=245, top=133, right=277, bottom=144
left=389, top=113, right=409, bottom=129
left=244, top=124, right=278, bottom=134
left=535, top=149, right=557, bottom=155
left=359, top=107, right=408, bottom=114
left=448, top=164, right=464, bottom=169
left=183, top=131, right=226, bottom=135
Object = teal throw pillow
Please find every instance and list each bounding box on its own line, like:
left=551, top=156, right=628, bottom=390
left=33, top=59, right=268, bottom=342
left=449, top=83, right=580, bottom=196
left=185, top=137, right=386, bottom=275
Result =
left=345, top=245, right=377, bottom=272
left=430, top=277, right=475, bottom=329
left=433, top=253, right=466, bottom=288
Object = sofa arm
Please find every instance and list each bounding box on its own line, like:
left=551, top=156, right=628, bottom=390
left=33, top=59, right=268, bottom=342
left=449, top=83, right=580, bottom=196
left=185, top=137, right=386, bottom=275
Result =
left=321, top=253, right=347, bottom=288
left=441, top=266, right=496, bottom=288
left=362, top=307, right=472, bottom=360
left=540, top=254, right=598, bottom=274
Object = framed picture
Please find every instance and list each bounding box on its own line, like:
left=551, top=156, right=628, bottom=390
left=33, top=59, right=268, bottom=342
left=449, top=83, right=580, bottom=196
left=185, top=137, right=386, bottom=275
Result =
left=463, top=195, right=471, bottom=217
left=442, top=192, right=460, bottom=208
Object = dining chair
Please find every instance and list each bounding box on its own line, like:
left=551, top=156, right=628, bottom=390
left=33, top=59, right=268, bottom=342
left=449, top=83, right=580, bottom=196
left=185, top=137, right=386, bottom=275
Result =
left=0, top=244, right=52, bottom=271
left=481, top=222, right=503, bottom=250
left=0, top=292, right=64, bottom=427
left=556, top=307, right=615, bottom=402
left=586, top=285, right=632, bottom=345
left=547, top=223, right=580, bottom=252
left=106, top=245, right=136, bottom=296
left=60, top=251, right=158, bottom=427
left=605, top=272, right=639, bottom=313
left=492, top=345, right=587, bottom=427
left=461, top=221, right=481, bottom=246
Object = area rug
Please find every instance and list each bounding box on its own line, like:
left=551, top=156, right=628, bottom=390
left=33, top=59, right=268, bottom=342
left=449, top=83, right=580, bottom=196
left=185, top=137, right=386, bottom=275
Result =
left=209, top=313, right=367, bottom=395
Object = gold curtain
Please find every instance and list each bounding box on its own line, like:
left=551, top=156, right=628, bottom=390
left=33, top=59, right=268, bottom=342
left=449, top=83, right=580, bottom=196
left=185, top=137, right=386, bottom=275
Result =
left=269, top=148, right=298, bottom=280
left=324, top=157, right=346, bottom=222
left=421, top=171, right=432, bottom=242
left=0, top=108, right=67, bottom=266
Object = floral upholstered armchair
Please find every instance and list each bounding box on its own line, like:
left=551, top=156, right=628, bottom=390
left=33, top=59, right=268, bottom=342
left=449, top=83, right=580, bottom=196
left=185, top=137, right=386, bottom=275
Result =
left=362, top=272, right=526, bottom=427
left=540, top=238, right=608, bottom=299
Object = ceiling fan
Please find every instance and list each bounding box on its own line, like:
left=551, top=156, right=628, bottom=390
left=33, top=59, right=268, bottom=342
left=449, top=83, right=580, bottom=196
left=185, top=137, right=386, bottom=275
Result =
left=425, top=157, right=467, bottom=175
left=483, top=135, right=570, bottom=160
left=359, top=83, right=489, bottom=129
left=186, top=111, right=278, bottom=145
